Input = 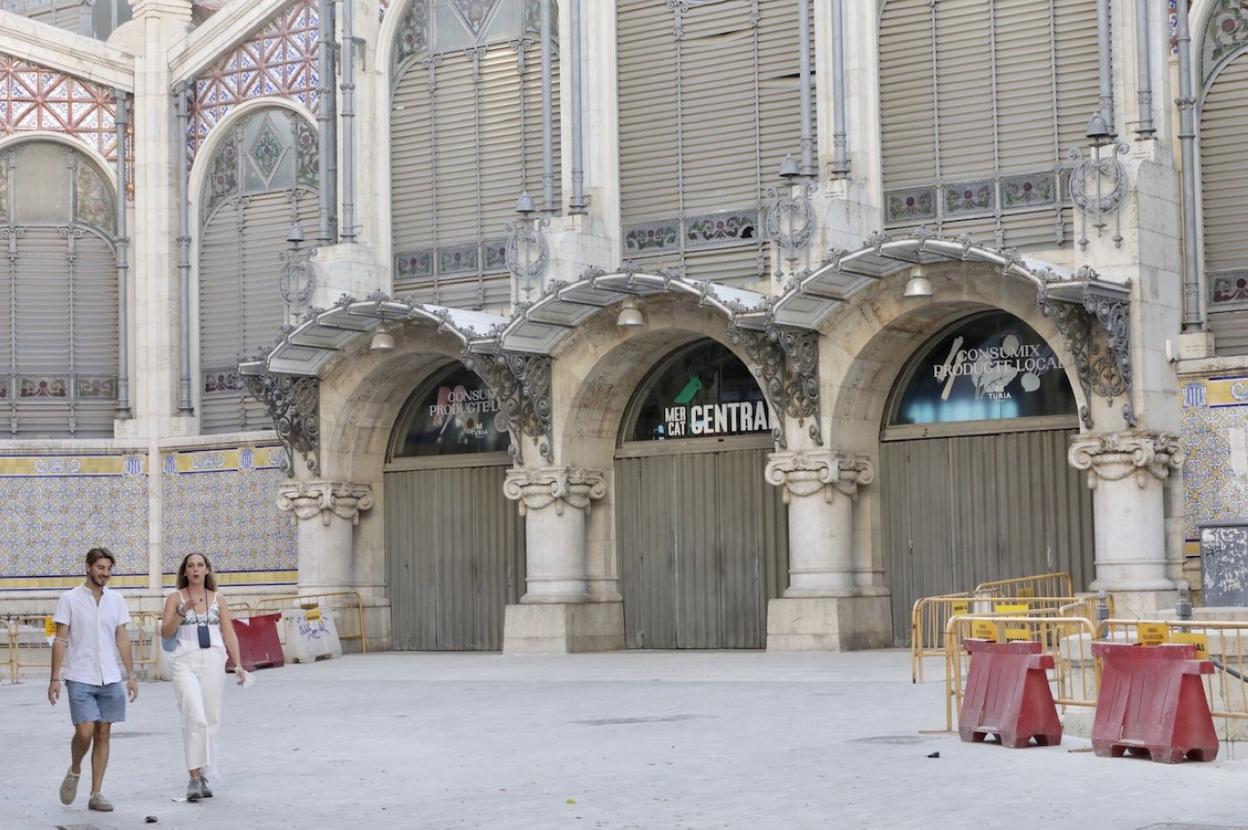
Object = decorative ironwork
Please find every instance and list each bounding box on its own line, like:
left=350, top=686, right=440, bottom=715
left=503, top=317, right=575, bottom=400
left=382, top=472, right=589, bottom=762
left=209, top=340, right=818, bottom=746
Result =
left=1041, top=282, right=1134, bottom=428
left=727, top=323, right=822, bottom=449
left=463, top=349, right=553, bottom=463
left=1067, top=141, right=1129, bottom=250
left=764, top=179, right=817, bottom=274
left=241, top=371, right=321, bottom=475
left=189, top=0, right=320, bottom=160
left=0, top=55, right=120, bottom=162
left=279, top=235, right=316, bottom=319
left=505, top=211, right=550, bottom=301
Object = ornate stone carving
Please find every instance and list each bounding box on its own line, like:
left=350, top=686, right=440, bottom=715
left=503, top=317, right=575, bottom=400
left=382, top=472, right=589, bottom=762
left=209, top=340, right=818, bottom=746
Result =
left=727, top=324, right=822, bottom=448
left=764, top=450, right=874, bottom=503
left=276, top=480, right=375, bottom=526
left=503, top=467, right=607, bottom=516
left=1068, top=431, right=1184, bottom=490
left=241, top=371, right=321, bottom=475
left=463, top=350, right=553, bottom=463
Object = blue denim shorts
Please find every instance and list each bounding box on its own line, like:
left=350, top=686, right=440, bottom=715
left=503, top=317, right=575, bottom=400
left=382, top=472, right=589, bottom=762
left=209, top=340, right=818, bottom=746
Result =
left=65, top=680, right=126, bottom=725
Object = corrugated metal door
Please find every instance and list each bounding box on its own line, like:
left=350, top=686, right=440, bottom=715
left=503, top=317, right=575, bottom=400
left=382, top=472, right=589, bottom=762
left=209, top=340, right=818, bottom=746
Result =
left=881, top=428, right=1095, bottom=645
left=615, top=444, right=787, bottom=649
left=383, top=458, right=524, bottom=650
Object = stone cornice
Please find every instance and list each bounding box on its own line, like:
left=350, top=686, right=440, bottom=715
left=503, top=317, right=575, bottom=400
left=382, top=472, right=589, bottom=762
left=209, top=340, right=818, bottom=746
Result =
left=503, top=467, right=607, bottom=516
left=1068, top=431, right=1184, bottom=489
left=167, top=0, right=294, bottom=85
left=277, top=480, right=374, bottom=525
left=764, top=450, right=874, bottom=502
left=0, top=12, right=137, bottom=90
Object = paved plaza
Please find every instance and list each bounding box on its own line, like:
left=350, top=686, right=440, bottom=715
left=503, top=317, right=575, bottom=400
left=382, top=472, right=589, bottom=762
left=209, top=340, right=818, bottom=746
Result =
left=1, top=649, right=1246, bottom=829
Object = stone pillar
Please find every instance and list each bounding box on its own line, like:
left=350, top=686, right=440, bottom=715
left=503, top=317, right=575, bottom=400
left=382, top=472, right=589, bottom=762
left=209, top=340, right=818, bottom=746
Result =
left=1069, top=431, right=1184, bottom=615
left=501, top=467, right=623, bottom=652
left=764, top=450, right=891, bottom=652
left=277, top=480, right=374, bottom=591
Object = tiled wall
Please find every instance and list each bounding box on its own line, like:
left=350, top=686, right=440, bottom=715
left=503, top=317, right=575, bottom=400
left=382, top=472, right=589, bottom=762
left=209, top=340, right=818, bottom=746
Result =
left=1181, top=376, right=1248, bottom=551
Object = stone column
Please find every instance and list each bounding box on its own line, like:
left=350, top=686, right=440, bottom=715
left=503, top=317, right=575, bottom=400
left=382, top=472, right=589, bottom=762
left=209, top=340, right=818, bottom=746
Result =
left=501, top=467, right=623, bottom=652
left=766, top=450, right=873, bottom=595
left=764, top=450, right=891, bottom=652
left=277, top=480, right=374, bottom=591
left=1069, top=431, right=1184, bottom=614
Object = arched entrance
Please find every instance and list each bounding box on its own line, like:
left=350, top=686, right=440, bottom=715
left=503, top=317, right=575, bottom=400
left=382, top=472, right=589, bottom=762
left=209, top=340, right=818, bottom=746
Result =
left=879, top=311, right=1095, bottom=644
left=614, top=339, right=788, bottom=649
left=383, top=362, right=525, bottom=650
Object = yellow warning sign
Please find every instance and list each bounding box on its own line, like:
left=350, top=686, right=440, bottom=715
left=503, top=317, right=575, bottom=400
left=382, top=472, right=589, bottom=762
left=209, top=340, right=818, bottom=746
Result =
left=1172, top=632, right=1209, bottom=659
left=1016, top=586, right=1035, bottom=599
left=972, top=620, right=998, bottom=642
left=43, top=616, right=55, bottom=636
left=1137, top=622, right=1170, bottom=647
left=1005, top=628, right=1031, bottom=642
left=994, top=603, right=1029, bottom=615
left=951, top=601, right=969, bottom=616
left=305, top=608, right=322, bottom=622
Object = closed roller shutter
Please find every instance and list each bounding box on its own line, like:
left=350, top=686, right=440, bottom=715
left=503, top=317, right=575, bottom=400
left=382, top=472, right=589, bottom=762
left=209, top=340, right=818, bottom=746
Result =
left=71, top=232, right=119, bottom=435
left=1200, top=54, right=1248, bottom=355
left=14, top=229, right=74, bottom=436
left=880, top=0, right=1096, bottom=249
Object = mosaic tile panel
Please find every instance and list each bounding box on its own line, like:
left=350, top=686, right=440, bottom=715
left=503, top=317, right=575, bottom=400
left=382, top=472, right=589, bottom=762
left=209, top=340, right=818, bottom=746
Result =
left=1181, top=376, right=1248, bottom=541
left=1202, top=0, right=1248, bottom=84
left=159, top=445, right=296, bottom=578
left=0, top=457, right=149, bottom=578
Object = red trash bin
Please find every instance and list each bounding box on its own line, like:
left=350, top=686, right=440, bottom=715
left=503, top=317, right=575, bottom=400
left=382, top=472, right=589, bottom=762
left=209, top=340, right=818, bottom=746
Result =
left=1091, top=641, right=1218, bottom=763
left=959, top=639, right=1062, bottom=748
left=226, top=612, right=284, bottom=673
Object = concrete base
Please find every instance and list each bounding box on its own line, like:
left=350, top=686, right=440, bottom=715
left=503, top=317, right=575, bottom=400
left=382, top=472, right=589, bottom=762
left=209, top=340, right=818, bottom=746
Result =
left=1108, top=589, right=1180, bottom=619
left=503, top=601, right=625, bottom=653
left=765, top=595, right=892, bottom=652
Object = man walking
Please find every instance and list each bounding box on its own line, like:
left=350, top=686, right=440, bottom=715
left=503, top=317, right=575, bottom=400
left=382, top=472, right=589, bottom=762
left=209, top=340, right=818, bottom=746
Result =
left=47, top=547, right=138, bottom=812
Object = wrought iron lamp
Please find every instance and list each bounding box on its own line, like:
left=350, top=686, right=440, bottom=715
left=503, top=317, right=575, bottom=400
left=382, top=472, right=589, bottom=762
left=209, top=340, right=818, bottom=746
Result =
left=765, top=154, right=817, bottom=281
left=505, top=191, right=550, bottom=301
left=279, top=220, right=315, bottom=322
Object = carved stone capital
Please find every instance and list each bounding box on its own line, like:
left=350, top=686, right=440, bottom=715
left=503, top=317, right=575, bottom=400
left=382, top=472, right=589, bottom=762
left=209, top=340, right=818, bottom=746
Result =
left=764, top=450, right=874, bottom=503
left=503, top=467, right=607, bottom=516
left=1067, top=431, right=1184, bottom=489
left=277, top=480, right=375, bottom=526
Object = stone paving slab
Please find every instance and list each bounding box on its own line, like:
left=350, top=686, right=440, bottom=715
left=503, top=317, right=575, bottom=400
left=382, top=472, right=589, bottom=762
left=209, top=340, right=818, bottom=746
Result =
left=1, top=649, right=1245, bottom=829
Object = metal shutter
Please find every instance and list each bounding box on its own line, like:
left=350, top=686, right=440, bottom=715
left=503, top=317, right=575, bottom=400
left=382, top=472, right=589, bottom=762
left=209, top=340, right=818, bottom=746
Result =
left=1201, top=54, right=1248, bottom=355
left=71, top=231, right=119, bottom=436
left=199, top=199, right=245, bottom=434
left=879, top=0, right=936, bottom=187
left=934, top=0, right=993, bottom=182
left=12, top=229, right=73, bottom=436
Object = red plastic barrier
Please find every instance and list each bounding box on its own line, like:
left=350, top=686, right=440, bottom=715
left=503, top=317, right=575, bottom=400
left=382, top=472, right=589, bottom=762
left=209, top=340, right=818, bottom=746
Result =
left=959, top=639, right=1062, bottom=748
left=225, top=613, right=284, bottom=673
left=1091, top=642, right=1218, bottom=763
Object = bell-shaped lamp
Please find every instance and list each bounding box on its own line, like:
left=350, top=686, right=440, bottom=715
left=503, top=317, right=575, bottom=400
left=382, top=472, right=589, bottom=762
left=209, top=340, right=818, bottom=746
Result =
left=616, top=298, right=645, bottom=329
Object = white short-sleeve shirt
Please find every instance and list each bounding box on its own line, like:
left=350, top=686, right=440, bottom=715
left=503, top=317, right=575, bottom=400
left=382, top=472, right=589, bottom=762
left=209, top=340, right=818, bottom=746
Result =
left=53, top=584, right=131, bottom=686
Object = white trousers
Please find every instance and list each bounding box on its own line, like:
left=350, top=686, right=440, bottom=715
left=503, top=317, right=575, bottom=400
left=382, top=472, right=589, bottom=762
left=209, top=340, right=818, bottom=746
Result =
left=170, top=645, right=226, bottom=772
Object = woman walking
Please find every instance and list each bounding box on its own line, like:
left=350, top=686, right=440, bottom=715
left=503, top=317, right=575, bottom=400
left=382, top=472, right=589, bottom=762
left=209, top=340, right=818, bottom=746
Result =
left=159, top=552, right=248, bottom=801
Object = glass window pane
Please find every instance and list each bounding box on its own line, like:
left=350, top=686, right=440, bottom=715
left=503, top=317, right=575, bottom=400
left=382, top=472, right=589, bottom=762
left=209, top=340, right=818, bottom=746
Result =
left=392, top=363, right=512, bottom=457
left=889, top=312, right=1076, bottom=426
left=625, top=338, right=774, bottom=442
left=13, top=143, right=71, bottom=224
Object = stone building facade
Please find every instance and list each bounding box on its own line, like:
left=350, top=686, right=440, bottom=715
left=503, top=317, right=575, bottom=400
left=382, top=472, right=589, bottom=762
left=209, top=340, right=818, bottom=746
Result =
left=0, top=0, right=1245, bottom=651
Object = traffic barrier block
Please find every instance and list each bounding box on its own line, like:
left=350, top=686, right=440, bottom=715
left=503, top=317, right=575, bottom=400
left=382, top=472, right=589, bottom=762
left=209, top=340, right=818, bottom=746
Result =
left=959, top=639, right=1062, bottom=748
left=226, top=612, right=284, bottom=673
left=1091, top=642, right=1218, bottom=763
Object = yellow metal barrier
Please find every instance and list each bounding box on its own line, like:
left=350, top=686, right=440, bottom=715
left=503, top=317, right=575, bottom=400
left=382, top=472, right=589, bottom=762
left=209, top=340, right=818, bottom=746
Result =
left=1102, top=619, right=1248, bottom=725
left=973, top=572, right=1074, bottom=600
left=942, top=614, right=1101, bottom=732
left=912, top=596, right=1082, bottom=683
left=1, top=612, right=166, bottom=684
left=254, top=591, right=367, bottom=655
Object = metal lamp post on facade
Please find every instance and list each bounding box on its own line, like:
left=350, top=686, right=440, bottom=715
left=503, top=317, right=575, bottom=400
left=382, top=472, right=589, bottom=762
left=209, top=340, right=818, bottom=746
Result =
left=505, top=191, right=551, bottom=301
left=279, top=220, right=316, bottom=323
left=1068, top=111, right=1129, bottom=251
left=764, top=153, right=817, bottom=283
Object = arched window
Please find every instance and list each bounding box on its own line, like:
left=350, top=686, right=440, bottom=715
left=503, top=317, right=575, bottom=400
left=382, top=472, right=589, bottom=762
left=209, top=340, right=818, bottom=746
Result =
left=878, top=0, right=1098, bottom=249
left=390, top=0, right=558, bottom=309
left=1200, top=45, right=1248, bottom=354
left=886, top=312, right=1076, bottom=428
left=622, top=339, right=776, bottom=443
left=389, top=363, right=511, bottom=458
left=198, top=107, right=319, bottom=433
left=0, top=140, right=118, bottom=438
left=616, top=0, right=813, bottom=288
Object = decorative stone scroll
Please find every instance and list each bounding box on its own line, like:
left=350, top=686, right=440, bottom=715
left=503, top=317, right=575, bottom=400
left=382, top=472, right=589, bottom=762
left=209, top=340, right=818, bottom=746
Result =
left=463, top=350, right=553, bottom=463
left=727, top=324, right=822, bottom=449
left=764, top=450, right=873, bottom=503
left=503, top=467, right=606, bottom=516
left=1040, top=277, right=1134, bottom=429
left=276, top=480, right=375, bottom=526
left=1068, top=431, right=1184, bottom=490
left=241, top=371, right=321, bottom=475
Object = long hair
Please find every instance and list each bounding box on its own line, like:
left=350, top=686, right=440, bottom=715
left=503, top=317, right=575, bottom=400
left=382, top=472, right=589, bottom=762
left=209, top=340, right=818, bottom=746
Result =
left=175, top=552, right=217, bottom=591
